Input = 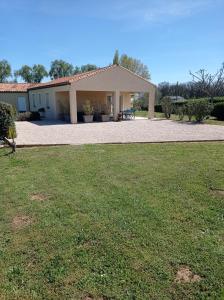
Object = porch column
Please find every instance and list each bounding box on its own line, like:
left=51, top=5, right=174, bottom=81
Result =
left=69, top=88, right=77, bottom=124
left=148, top=87, right=156, bottom=119
left=113, top=90, right=120, bottom=121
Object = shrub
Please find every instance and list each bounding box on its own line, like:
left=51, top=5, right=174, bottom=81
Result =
left=161, top=96, right=173, bottom=119
left=192, top=100, right=213, bottom=122
left=212, top=103, right=224, bottom=120
left=83, top=100, right=94, bottom=115
left=17, top=111, right=40, bottom=121
left=0, top=102, right=17, bottom=139
left=185, top=101, right=195, bottom=121
left=155, top=104, right=162, bottom=113
left=175, top=106, right=185, bottom=121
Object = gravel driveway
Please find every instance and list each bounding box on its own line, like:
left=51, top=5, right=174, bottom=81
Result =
left=15, top=119, right=224, bottom=146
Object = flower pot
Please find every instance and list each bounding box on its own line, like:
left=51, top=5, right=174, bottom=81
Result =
left=101, top=114, right=110, bottom=122
left=83, top=115, right=93, bottom=123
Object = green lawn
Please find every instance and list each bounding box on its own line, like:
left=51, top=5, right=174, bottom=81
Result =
left=0, top=143, right=224, bottom=299
left=135, top=110, right=224, bottom=126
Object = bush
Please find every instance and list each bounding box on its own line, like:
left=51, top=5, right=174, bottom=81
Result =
left=17, top=111, right=40, bottom=121
left=192, top=100, right=213, bottom=122
left=185, top=101, right=195, bottom=121
left=155, top=104, right=162, bottom=113
left=161, top=96, right=173, bottom=119
left=0, top=102, right=17, bottom=139
left=175, top=106, right=185, bottom=120
left=212, top=103, right=224, bottom=120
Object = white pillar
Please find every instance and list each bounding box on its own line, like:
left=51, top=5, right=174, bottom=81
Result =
left=113, top=90, right=120, bottom=121
left=148, top=87, right=155, bottom=119
left=69, top=88, right=77, bottom=124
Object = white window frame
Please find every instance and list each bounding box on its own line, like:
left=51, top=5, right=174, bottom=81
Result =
left=46, top=93, right=50, bottom=109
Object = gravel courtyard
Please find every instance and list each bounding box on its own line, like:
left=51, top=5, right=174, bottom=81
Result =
left=14, top=119, right=224, bottom=146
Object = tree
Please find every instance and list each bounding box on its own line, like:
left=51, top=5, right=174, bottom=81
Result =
left=190, top=63, right=224, bottom=101
left=113, top=50, right=119, bottom=65
left=49, top=60, right=74, bottom=79
left=15, top=64, right=48, bottom=83
left=14, top=65, right=33, bottom=83
left=32, top=64, right=48, bottom=83
left=80, top=64, right=98, bottom=73
left=73, top=66, right=81, bottom=75
left=161, top=96, right=173, bottom=119
left=119, top=54, right=150, bottom=80
left=0, top=59, right=11, bottom=82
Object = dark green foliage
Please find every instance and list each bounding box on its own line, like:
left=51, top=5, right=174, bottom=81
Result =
left=17, top=111, right=40, bottom=121
left=212, top=102, right=224, bottom=120
left=0, top=59, right=11, bottom=82
left=161, top=96, right=173, bottom=119
left=185, top=101, right=195, bottom=121
left=80, top=64, right=98, bottom=73
left=14, top=65, right=33, bottom=83
left=14, top=64, right=48, bottom=83
left=0, top=102, right=16, bottom=139
left=155, top=104, right=162, bottom=112
left=113, top=50, right=119, bottom=65
left=32, top=64, right=48, bottom=83
left=119, top=53, right=150, bottom=79
left=191, top=99, right=213, bottom=122
left=49, top=60, right=74, bottom=79
left=175, top=106, right=185, bottom=120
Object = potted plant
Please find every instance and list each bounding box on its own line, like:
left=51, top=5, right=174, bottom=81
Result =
left=83, top=100, right=94, bottom=123
left=38, top=107, right=45, bottom=118
left=101, top=104, right=111, bottom=122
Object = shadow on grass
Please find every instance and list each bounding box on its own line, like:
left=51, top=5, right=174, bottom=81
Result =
left=0, top=147, right=14, bottom=157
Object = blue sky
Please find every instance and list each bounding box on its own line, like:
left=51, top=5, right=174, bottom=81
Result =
left=0, top=0, right=223, bottom=84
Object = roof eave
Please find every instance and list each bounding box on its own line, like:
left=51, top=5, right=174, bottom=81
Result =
left=28, top=82, right=71, bottom=91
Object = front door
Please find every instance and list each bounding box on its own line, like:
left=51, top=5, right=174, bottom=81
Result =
left=17, top=97, right=27, bottom=112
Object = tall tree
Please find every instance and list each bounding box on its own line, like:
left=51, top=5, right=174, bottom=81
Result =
left=81, top=64, right=98, bottom=73
left=49, top=60, right=74, bottom=79
left=0, top=59, right=11, bottom=82
left=32, top=64, right=48, bottom=83
left=119, top=54, right=150, bottom=80
left=15, top=64, right=48, bottom=83
left=14, top=65, right=33, bottom=83
left=73, top=66, right=81, bottom=75
left=113, top=50, right=119, bottom=65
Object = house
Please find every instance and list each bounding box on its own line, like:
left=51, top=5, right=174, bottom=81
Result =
left=0, top=65, right=156, bottom=123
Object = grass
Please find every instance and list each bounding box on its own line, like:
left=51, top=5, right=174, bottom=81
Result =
left=0, top=143, right=224, bottom=299
left=135, top=110, right=224, bottom=126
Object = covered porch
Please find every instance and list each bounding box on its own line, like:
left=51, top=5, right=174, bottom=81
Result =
left=54, top=65, right=156, bottom=123
left=55, top=89, right=155, bottom=123
left=67, top=90, right=154, bottom=124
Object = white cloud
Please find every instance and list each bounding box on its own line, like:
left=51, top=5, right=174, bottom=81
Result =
left=104, top=0, right=215, bottom=23
left=0, top=0, right=219, bottom=25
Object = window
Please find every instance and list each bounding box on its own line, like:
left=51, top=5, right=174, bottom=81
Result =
left=46, top=93, right=50, bottom=109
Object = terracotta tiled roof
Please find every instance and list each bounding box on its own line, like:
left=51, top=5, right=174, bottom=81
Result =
left=0, top=66, right=116, bottom=92
left=0, top=83, right=39, bottom=92
left=0, top=65, right=153, bottom=92
left=28, top=65, right=116, bottom=90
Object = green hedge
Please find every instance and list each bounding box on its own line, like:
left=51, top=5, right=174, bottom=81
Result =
left=0, top=102, right=17, bottom=139
left=212, top=103, right=224, bottom=120
left=155, top=101, right=187, bottom=113
left=17, top=111, right=41, bottom=121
